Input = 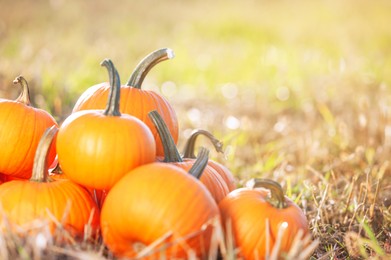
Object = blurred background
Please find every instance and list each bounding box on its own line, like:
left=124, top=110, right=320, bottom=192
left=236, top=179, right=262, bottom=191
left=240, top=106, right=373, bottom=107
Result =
left=1, top=0, right=391, bottom=180
left=1, top=0, right=391, bottom=257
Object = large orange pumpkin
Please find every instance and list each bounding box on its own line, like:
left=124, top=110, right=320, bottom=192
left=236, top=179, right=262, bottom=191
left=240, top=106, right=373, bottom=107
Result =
left=183, top=129, right=236, bottom=191
left=218, top=179, right=310, bottom=259
left=0, top=76, right=57, bottom=178
left=0, top=126, right=100, bottom=237
left=100, top=159, right=219, bottom=259
left=56, top=59, right=156, bottom=190
left=72, top=48, right=178, bottom=157
left=149, top=110, right=230, bottom=203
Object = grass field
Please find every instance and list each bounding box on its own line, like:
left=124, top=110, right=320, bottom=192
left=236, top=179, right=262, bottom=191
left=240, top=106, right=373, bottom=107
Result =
left=1, top=0, right=390, bottom=259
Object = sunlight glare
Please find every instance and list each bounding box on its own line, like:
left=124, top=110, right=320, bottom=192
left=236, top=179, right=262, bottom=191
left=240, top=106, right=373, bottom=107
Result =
left=221, top=83, right=238, bottom=99
left=35, top=233, right=47, bottom=249
left=161, top=81, right=177, bottom=97
left=187, top=108, right=201, bottom=123
left=276, top=86, right=290, bottom=101
left=225, top=116, right=241, bottom=130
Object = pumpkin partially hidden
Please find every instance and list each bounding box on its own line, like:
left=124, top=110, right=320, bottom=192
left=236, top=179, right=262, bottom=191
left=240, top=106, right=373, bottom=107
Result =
left=218, top=179, right=309, bottom=259
left=149, top=110, right=230, bottom=203
left=101, top=161, right=219, bottom=259
left=0, top=126, right=100, bottom=237
left=182, top=129, right=236, bottom=191
left=0, top=76, right=57, bottom=178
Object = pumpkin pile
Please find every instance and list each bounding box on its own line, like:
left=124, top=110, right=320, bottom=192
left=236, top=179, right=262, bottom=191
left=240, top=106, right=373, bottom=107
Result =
left=0, top=48, right=311, bottom=259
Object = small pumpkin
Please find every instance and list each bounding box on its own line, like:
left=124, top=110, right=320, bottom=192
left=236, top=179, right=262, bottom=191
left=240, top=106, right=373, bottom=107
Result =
left=0, top=76, right=57, bottom=178
left=100, top=151, right=219, bottom=259
left=72, top=48, right=178, bottom=157
left=0, top=126, right=100, bottom=237
left=218, top=178, right=310, bottom=259
left=183, top=129, right=236, bottom=191
left=149, top=110, right=230, bottom=203
left=56, top=59, right=156, bottom=190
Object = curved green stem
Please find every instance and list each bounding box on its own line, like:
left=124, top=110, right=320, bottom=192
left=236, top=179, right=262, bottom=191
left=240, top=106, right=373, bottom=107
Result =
left=101, top=59, right=121, bottom=116
left=126, top=48, right=175, bottom=88
left=182, top=129, right=224, bottom=158
left=13, top=76, right=32, bottom=106
left=30, top=126, right=58, bottom=182
left=148, top=110, right=182, bottom=163
left=247, top=178, right=287, bottom=208
left=188, top=147, right=209, bottom=179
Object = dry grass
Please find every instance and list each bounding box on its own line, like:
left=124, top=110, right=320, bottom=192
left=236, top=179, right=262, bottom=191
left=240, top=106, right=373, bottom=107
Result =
left=0, top=214, right=319, bottom=260
left=0, top=0, right=391, bottom=259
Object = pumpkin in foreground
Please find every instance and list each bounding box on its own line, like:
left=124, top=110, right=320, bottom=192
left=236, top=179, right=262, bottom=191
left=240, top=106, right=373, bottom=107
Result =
left=0, top=76, right=57, bottom=179
left=56, top=59, right=156, bottom=190
left=100, top=156, right=219, bottom=259
left=72, top=48, right=178, bottom=157
left=218, top=179, right=310, bottom=259
left=0, top=126, right=100, bottom=237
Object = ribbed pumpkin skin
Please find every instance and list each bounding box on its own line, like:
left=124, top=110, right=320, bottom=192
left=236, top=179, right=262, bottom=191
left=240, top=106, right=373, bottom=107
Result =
left=218, top=188, right=309, bottom=259
left=101, top=163, right=219, bottom=259
left=208, top=160, right=236, bottom=191
left=72, top=83, right=178, bottom=157
left=0, top=179, right=100, bottom=236
left=0, top=101, right=57, bottom=178
left=181, top=129, right=237, bottom=191
left=170, top=159, right=230, bottom=204
left=148, top=111, right=230, bottom=204
left=56, top=110, right=156, bottom=190
left=48, top=171, right=109, bottom=209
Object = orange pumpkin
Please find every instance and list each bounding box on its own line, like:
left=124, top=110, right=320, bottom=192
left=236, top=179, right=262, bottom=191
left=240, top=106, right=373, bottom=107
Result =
left=149, top=110, right=230, bottom=203
left=0, top=76, right=57, bottom=178
left=56, top=59, right=156, bottom=190
left=183, top=129, right=236, bottom=191
left=0, top=126, right=100, bottom=237
left=49, top=161, right=108, bottom=209
left=218, top=179, right=310, bottom=259
left=100, top=156, right=219, bottom=259
left=72, top=48, right=178, bottom=157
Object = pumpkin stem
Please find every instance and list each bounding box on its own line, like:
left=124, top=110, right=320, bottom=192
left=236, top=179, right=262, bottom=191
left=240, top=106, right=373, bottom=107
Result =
left=188, top=147, right=209, bottom=179
left=126, top=48, right=175, bottom=88
left=182, top=129, right=224, bottom=158
left=247, top=178, right=287, bottom=209
left=101, top=59, right=121, bottom=116
left=148, top=110, right=183, bottom=162
left=13, top=75, right=32, bottom=106
left=30, top=126, right=58, bottom=183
